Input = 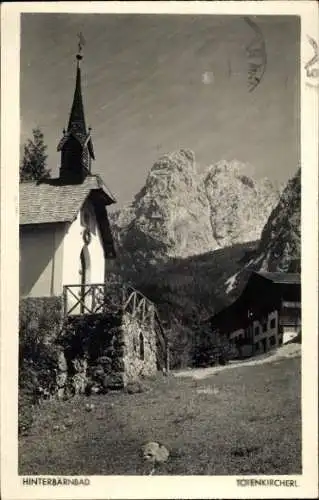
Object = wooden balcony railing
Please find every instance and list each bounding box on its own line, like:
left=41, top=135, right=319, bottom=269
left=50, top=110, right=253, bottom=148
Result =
left=63, top=283, right=123, bottom=317
left=63, top=283, right=156, bottom=320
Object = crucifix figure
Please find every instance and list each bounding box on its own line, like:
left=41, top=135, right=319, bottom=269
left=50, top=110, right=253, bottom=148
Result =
left=77, top=32, right=86, bottom=55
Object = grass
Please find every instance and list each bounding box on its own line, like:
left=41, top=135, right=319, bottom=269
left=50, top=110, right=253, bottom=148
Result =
left=19, top=356, right=301, bottom=476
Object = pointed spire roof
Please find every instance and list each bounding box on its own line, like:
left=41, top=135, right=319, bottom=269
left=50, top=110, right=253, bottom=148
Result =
left=67, top=56, right=87, bottom=136
left=57, top=39, right=95, bottom=159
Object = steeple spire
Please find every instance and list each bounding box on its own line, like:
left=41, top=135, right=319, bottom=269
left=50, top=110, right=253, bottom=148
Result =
left=57, top=34, right=95, bottom=184
left=67, top=33, right=86, bottom=136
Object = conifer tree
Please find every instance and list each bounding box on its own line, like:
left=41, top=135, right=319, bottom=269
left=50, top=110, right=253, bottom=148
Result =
left=20, top=127, right=51, bottom=182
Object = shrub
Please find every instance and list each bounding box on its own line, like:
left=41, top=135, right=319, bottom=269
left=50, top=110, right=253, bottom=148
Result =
left=18, top=360, right=38, bottom=435
left=19, top=391, right=35, bottom=436
left=165, top=318, right=195, bottom=369
left=60, top=313, right=122, bottom=362
left=19, top=297, right=63, bottom=434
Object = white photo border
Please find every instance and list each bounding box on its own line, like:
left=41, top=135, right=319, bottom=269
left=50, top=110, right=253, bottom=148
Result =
left=1, top=2, right=318, bottom=499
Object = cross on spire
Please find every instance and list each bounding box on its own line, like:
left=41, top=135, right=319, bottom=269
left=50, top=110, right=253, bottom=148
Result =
left=57, top=36, right=95, bottom=184
left=77, top=32, right=86, bottom=61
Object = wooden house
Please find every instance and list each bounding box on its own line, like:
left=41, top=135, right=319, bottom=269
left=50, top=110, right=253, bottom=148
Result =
left=211, top=271, right=301, bottom=357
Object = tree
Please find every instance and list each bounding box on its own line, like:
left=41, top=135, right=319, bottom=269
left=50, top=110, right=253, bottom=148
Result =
left=20, top=127, right=51, bottom=182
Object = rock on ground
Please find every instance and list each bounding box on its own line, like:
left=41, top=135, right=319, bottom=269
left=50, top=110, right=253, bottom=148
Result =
left=141, top=441, right=170, bottom=463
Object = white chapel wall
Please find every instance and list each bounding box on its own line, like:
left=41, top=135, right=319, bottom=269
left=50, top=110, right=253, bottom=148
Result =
left=62, top=200, right=105, bottom=287
left=20, top=224, right=64, bottom=297
left=20, top=200, right=106, bottom=302
left=85, top=202, right=106, bottom=284
left=61, top=201, right=106, bottom=314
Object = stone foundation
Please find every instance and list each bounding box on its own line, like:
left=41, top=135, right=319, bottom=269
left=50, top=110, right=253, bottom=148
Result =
left=122, top=312, right=157, bottom=384
left=19, top=293, right=159, bottom=401
left=56, top=310, right=158, bottom=397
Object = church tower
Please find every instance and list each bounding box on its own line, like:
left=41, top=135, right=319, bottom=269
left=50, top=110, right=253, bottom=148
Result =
left=57, top=37, right=95, bottom=184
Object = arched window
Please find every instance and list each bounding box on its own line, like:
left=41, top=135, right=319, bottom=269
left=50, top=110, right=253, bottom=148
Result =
left=80, top=246, right=91, bottom=314
left=139, top=332, right=145, bottom=361
left=80, top=246, right=91, bottom=285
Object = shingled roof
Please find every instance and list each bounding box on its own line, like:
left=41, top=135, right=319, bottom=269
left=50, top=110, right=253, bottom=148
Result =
left=255, top=271, right=300, bottom=285
left=20, top=175, right=116, bottom=225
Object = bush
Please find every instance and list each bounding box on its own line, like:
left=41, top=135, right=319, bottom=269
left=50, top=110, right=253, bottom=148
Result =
left=19, top=391, right=35, bottom=435
left=19, top=297, right=62, bottom=350
left=60, top=313, right=122, bottom=362
left=18, top=361, right=38, bottom=435
left=19, top=297, right=63, bottom=434
left=165, top=318, right=195, bottom=369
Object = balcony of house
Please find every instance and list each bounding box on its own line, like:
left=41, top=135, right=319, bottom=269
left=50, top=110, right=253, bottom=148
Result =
left=279, top=300, right=301, bottom=344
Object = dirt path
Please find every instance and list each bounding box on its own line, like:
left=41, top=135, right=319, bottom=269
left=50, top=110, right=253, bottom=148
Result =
left=174, top=343, right=301, bottom=380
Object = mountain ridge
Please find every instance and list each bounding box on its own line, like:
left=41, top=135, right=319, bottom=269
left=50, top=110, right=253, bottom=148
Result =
left=110, top=150, right=281, bottom=278
left=108, top=161, right=301, bottom=368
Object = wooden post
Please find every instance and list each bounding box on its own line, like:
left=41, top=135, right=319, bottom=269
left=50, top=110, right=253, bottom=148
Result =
left=102, top=282, right=106, bottom=314
left=91, top=285, right=96, bottom=313
left=63, top=286, right=67, bottom=317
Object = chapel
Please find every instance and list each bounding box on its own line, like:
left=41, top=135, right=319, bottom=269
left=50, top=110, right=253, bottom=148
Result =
left=20, top=43, right=116, bottom=308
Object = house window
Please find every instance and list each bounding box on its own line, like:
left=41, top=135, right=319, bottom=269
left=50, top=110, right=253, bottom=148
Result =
left=254, top=326, right=260, bottom=336
left=270, top=318, right=276, bottom=329
left=139, top=332, right=145, bottom=361
left=262, top=321, right=267, bottom=332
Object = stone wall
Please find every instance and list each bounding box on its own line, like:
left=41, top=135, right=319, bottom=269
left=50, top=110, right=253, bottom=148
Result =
left=122, top=312, right=157, bottom=384
left=19, top=294, right=159, bottom=403
left=57, top=310, right=158, bottom=396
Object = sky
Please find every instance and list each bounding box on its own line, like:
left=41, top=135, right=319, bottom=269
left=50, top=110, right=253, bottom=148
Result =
left=20, top=13, right=300, bottom=207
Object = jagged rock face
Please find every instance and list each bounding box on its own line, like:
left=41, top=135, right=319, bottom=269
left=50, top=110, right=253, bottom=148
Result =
left=224, top=168, right=301, bottom=297
left=111, top=151, right=280, bottom=274
left=204, top=160, right=280, bottom=247
left=256, top=168, right=301, bottom=272
left=111, top=150, right=217, bottom=274
left=132, top=149, right=216, bottom=259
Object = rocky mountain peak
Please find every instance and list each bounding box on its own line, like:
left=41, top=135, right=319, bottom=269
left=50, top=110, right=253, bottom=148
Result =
left=112, top=150, right=216, bottom=270
left=110, top=151, right=281, bottom=275
left=204, top=160, right=280, bottom=247
left=257, top=167, right=301, bottom=272
left=224, top=167, right=301, bottom=297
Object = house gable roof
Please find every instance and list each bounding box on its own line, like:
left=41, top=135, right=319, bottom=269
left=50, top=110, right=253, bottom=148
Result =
left=254, top=271, right=300, bottom=285
left=20, top=175, right=116, bottom=226
left=211, top=270, right=301, bottom=329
